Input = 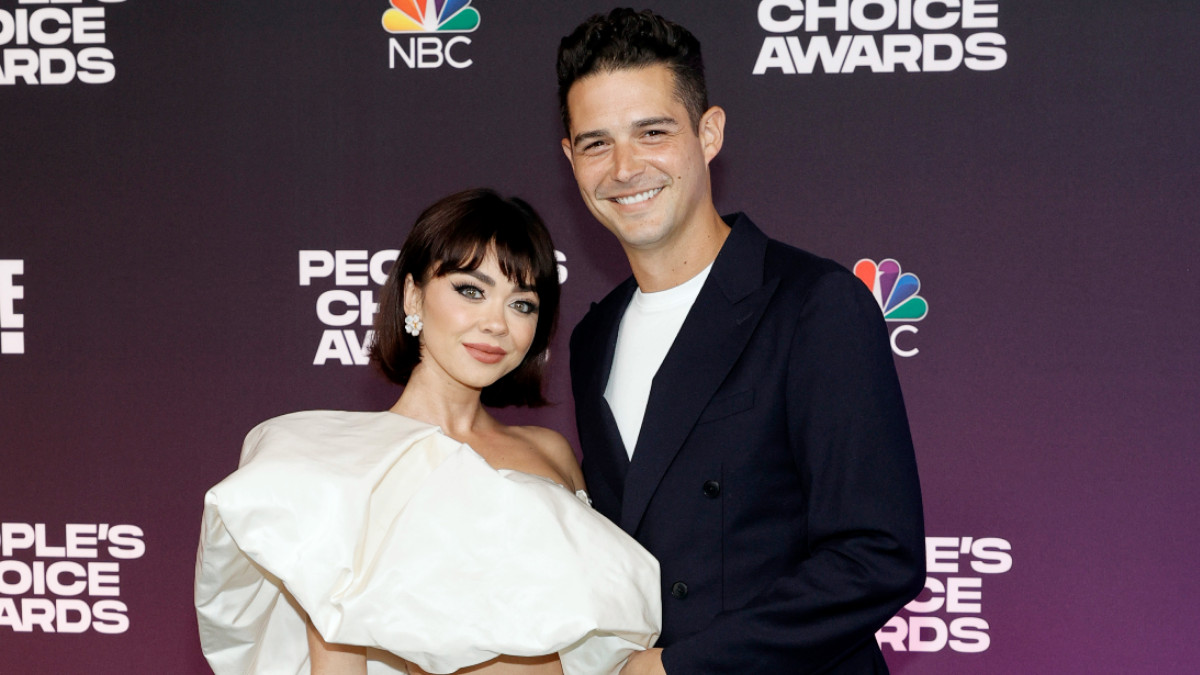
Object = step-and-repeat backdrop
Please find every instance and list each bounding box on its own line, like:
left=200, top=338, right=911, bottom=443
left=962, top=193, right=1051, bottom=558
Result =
left=3, top=2, right=1197, bottom=672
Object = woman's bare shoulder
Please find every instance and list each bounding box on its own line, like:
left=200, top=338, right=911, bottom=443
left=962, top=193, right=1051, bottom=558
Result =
left=509, top=425, right=584, bottom=492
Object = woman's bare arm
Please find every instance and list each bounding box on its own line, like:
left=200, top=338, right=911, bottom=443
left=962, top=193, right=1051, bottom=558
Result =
left=306, top=617, right=368, bottom=675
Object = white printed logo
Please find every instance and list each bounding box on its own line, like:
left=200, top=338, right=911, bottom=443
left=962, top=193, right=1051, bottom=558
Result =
left=0, top=522, right=147, bottom=634
left=300, top=249, right=398, bottom=366
left=877, top=536, right=1013, bottom=653
left=0, top=0, right=128, bottom=86
left=0, top=259, right=24, bottom=354
left=754, top=0, right=1007, bottom=75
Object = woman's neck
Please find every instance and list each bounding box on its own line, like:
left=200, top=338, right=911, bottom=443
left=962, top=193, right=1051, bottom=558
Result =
left=389, top=365, right=494, bottom=437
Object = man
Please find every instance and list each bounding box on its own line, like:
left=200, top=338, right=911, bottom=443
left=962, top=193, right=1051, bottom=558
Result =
left=558, top=9, right=925, bottom=674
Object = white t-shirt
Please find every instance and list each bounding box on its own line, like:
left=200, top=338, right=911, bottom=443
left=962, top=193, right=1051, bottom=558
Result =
left=604, top=264, right=713, bottom=459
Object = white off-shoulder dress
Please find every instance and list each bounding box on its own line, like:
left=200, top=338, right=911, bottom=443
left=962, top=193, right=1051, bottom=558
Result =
left=195, top=411, right=661, bottom=675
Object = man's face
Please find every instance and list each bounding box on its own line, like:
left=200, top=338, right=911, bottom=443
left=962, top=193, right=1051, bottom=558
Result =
left=562, top=64, right=722, bottom=253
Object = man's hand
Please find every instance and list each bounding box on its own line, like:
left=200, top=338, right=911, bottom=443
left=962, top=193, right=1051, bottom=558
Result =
left=620, top=648, right=665, bottom=675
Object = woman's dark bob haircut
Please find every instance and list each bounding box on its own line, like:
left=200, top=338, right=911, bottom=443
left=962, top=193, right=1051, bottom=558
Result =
left=370, top=188, right=560, bottom=408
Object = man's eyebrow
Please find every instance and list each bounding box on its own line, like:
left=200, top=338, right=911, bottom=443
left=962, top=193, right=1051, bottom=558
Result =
left=572, top=116, right=680, bottom=147
left=572, top=129, right=608, bottom=147
left=634, top=116, right=679, bottom=128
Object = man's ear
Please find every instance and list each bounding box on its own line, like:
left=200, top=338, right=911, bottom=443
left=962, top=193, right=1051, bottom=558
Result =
left=402, top=274, right=422, bottom=316
left=561, top=137, right=575, bottom=169
left=698, top=106, right=726, bottom=164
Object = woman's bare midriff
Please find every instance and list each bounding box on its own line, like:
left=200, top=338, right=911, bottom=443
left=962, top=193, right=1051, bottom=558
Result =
left=406, top=653, right=563, bottom=675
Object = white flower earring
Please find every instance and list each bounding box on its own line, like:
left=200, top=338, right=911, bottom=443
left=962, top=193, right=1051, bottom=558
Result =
left=404, top=314, right=423, bottom=337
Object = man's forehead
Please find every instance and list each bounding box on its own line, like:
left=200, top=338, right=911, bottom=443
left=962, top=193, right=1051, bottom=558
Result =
left=571, top=63, right=675, bottom=95
left=566, top=66, right=684, bottom=130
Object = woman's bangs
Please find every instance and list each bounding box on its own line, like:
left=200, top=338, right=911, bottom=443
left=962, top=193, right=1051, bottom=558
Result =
left=432, top=217, right=543, bottom=291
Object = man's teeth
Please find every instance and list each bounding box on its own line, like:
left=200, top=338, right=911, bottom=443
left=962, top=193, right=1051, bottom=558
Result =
left=613, top=188, right=662, bottom=205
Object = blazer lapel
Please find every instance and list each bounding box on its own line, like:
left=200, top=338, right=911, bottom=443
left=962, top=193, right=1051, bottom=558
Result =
left=576, top=277, right=637, bottom=496
left=620, top=214, right=778, bottom=534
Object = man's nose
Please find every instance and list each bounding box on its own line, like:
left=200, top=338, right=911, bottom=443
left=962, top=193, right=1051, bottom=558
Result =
left=611, top=142, right=643, bottom=182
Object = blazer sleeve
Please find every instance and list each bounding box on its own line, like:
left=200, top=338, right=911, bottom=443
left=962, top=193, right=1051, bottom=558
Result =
left=662, top=270, right=926, bottom=674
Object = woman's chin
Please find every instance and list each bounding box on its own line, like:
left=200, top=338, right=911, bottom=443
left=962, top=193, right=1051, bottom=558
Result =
left=455, top=364, right=518, bottom=390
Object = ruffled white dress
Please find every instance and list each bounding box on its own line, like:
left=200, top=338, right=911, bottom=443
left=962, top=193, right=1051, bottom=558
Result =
left=195, top=411, right=661, bottom=675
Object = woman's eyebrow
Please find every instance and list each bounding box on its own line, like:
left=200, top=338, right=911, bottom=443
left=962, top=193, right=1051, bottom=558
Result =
left=460, top=268, right=535, bottom=292
left=461, top=269, right=496, bottom=286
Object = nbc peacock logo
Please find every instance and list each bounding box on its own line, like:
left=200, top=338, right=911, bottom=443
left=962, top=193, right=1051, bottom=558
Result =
left=854, top=259, right=928, bottom=322
left=383, top=0, right=479, bottom=69
left=383, top=0, right=480, bottom=34
left=854, top=258, right=927, bottom=357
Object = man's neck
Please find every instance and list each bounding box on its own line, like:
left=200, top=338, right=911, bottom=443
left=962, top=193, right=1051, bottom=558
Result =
left=626, top=209, right=730, bottom=293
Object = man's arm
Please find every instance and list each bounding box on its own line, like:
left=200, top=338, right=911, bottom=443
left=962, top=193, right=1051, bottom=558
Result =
left=661, top=271, right=925, bottom=674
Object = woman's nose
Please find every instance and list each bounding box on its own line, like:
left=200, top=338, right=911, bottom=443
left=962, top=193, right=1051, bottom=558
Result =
left=478, top=300, right=508, bottom=335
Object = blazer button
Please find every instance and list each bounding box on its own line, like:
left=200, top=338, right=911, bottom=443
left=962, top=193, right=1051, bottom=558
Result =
left=670, top=582, right=688, bottom=599
left=702, top=480, right=721, bottom=498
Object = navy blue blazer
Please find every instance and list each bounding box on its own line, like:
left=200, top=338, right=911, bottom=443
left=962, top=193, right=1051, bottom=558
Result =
left=569, top=214, right=925, bottom=673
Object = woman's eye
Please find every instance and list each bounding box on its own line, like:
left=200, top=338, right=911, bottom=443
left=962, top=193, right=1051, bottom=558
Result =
left=510, top=300, right=539, bottom=315
left=454, top=283, right=484, bottom=299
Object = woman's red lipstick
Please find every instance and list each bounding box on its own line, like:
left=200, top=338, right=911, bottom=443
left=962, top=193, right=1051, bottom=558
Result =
left=464, top=343, right=506, bottom=364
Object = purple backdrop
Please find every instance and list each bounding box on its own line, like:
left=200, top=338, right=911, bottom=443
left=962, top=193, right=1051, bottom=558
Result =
left=2, top=1, right=1198, bottom=672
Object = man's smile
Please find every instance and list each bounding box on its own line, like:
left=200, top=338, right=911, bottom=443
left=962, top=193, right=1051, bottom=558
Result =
left=610, top=187, right=663, bottom=205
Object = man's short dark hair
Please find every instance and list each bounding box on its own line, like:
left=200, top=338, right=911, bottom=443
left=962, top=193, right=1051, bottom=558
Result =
left=557, top=8, right=708, bottom=136
left=370, top=188, right=560, bottom=408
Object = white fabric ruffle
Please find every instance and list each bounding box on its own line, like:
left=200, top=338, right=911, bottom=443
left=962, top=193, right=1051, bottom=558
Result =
left=195, top=410, right=660, bottom=675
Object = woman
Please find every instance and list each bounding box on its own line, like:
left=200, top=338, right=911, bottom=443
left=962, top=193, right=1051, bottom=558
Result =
left=196, top=189, right=660, bottom=675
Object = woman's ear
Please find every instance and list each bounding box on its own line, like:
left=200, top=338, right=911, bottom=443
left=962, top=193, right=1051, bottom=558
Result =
left=402, top=274, right=422, bottom=316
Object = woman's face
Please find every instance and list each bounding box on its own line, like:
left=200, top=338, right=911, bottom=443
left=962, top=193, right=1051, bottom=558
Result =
left=404, top=249, right=540, bottom=392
